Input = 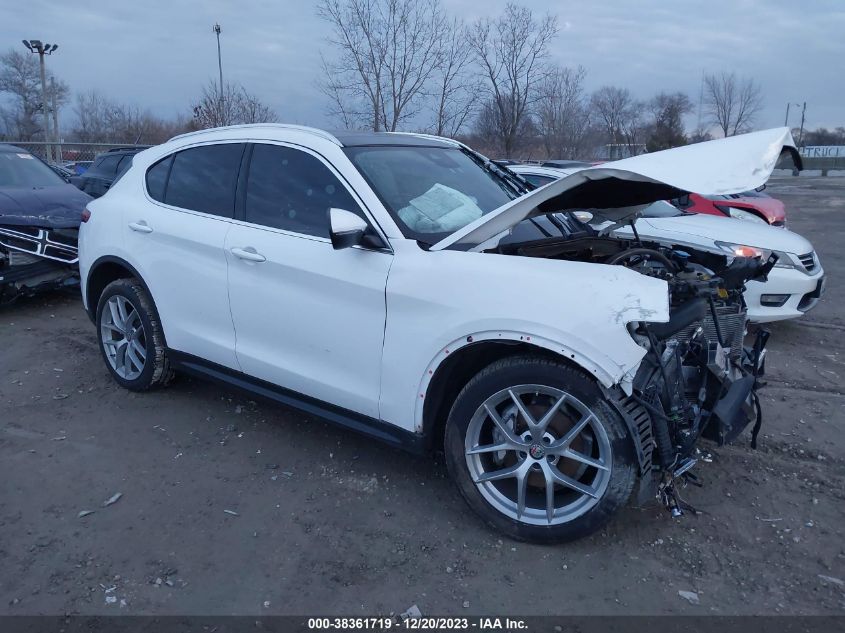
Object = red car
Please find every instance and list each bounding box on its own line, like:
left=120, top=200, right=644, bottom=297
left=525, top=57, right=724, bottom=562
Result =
left=672, top=187, right=787, bottom=227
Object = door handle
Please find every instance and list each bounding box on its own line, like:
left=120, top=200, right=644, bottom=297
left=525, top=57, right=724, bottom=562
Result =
left=128, top=221, right=153, bottom=233
left=231, top=247, right=266, bottom=263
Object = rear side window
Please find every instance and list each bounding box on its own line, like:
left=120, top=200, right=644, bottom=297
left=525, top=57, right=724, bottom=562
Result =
left=96, top=154, right=122, bottom=174
left=165, top=144, right=245, bottom=217
left=244, top=143, right=363, bottom=237
left=145, top=156, right=172, bottom=202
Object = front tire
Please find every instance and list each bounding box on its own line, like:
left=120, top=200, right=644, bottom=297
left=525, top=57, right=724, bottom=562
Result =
left=96, top=278, right=173, bottom=391
left=444, top=356, right=637, bottom=543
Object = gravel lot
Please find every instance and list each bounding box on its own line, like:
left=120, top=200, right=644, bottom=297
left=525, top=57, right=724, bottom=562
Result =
left=1, top=177, right=843, bottom=616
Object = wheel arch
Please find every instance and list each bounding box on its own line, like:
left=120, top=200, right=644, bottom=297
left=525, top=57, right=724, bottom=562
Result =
left=419, top=332, right=616, bottom=451
left=85, top=256, right=161, bottom=336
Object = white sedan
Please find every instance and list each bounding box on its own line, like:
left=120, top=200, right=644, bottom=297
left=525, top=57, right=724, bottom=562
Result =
left=509, top=165, right=825, bottom=323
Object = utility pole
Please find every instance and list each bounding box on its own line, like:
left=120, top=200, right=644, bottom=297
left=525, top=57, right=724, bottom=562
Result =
left=51, top=76, right=61, bottom=163
left=798, top=102, right=807, bottom=147
left=22, top=40, right=58, bottom=163
left=784, top=102, right=800, bottom=128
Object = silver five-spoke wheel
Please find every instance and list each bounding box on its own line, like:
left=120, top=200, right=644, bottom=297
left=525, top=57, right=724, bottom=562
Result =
left=465, top=384, right=612, bottom=526
left=100, top=295, right=147, bottom=381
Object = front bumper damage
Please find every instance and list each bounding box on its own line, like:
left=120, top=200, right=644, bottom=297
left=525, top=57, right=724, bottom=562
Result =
left=0, top=225, right=79, bottom=303
left=612, top=304, right=769, bottom=516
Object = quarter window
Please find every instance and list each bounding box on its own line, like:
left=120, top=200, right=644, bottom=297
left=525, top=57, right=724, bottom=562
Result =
left=145, top=155, right=172, bottom=202
left=165, top=143, right=245, bottom=217
left=245, top=144, right=363, bottom=237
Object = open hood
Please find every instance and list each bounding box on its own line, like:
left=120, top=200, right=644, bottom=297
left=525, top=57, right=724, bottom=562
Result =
left=431, top=127, right=800, bottom=251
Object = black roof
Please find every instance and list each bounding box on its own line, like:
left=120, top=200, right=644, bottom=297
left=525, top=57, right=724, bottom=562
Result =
left=541, top=160, right=592, bottom=168
left=330, top=131, right=454, bottom=148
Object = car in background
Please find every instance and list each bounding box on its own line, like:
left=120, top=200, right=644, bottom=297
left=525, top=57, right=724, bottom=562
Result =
left=0, top=144, right=92, bottom=303
left=64, top=160, right=93, bottom=175
left=70, top=147, right=148, bottom=198
left=540, top=159, right=593, bottom=169
left=671, top=189, right=787, bottom=227
left=508, top=164, right=824, bottom=323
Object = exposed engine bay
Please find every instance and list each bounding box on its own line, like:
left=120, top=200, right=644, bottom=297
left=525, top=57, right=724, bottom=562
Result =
left=493, top=212, right=772, bottom=516
left=0, top=225, right=80, bottom=304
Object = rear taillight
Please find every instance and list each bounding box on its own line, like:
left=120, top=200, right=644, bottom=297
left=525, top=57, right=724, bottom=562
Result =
left=81, top=208, right=91, bottom=223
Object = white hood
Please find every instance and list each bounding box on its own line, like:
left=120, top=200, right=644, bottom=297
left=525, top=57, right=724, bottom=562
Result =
left=431, top=127, right=800, bottom=251
left=637, top=213, right=814, bottom=255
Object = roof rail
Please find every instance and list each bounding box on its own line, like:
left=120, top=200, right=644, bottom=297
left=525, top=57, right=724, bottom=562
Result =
left=167, top=123, right=342, bottom=146
left=387, top=131, right=464, bottom=148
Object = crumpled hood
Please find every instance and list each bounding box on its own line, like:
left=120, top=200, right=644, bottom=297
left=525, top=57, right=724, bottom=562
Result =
left=638, top=213, right=813, bottom=255
left=432, top=127, right=800, bottom=251
left=0, top=185, right=93, bottom=229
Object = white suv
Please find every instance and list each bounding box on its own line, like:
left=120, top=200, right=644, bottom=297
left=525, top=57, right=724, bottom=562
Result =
left=79, top=125, right=797, bottom=542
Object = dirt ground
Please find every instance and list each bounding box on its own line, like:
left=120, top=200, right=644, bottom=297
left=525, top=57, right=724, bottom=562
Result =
left=1, top=177, right=843, bottom=616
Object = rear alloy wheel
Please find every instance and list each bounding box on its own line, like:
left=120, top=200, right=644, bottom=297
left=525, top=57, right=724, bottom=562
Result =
left=101, top=294, right=147, bottom=380
left=445, top=357, right=636, bottom=543
left=96, top=278, right=173, bottom=391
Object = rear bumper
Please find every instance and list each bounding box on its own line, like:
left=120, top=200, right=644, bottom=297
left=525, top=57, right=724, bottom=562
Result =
left=744, top=265, right=825, bottom=323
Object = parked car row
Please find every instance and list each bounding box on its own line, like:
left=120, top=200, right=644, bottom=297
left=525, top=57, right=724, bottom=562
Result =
left=1, top=126, right=825, bottom=544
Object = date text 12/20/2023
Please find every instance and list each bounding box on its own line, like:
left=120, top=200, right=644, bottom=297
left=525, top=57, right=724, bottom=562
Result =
left=307, top=617, right=529, bottom=630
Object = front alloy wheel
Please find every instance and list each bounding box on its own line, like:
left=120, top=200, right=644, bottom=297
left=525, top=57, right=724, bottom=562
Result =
left=444, top=356, right=636, bottom=543
left=465, top=385, right=612, bottom=526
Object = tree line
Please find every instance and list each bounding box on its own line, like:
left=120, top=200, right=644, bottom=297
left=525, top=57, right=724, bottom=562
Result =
left=0, top=0, right=836, bottom=159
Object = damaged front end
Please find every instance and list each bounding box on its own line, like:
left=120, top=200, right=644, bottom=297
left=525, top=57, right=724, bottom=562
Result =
left=0, top=225, right=81, bottom=304
left=620, top=246, right=772, bottom=515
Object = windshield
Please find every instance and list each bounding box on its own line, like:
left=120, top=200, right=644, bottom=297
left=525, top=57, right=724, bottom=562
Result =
left=0, top=151, right=66, bottom=187
left=345, top=146, right=518, bottom=242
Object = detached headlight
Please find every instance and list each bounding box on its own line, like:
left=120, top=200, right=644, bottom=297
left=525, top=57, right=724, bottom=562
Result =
left=714, top=241, right=796, bottom=269
left=721, top=206, right=768, bottom=224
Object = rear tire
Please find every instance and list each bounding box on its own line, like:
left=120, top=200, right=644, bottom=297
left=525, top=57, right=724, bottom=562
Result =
left=96, top=278, right=174, bottom=391
left=444, top=356, right=637, bottom=543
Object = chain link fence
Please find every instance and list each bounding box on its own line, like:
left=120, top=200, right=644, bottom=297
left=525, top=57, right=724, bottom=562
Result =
left=1, top=141, right=150, bottom=167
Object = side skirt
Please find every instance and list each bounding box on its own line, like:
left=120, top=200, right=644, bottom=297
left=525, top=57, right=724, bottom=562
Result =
left=167, top=350, right=428, bottom=454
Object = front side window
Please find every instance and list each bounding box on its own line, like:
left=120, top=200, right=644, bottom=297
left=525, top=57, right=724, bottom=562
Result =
left=244, top=143, right=363, bottom=237
left=165, top=144, right=245, bottom=217
left=344, top=146, right=516, bottom=243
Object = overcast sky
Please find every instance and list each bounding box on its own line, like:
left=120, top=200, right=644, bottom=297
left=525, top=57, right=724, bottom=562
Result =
left=5, top=0, right=844, bottom=134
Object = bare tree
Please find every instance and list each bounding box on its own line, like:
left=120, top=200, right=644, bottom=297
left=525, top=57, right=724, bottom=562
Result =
left=590, top=86, right=644, bottom=157
left=644, top=91, right=692, bottom=151
left=703, top=71, right=763, bottom=137
left=72, top=89, right=191, bottom=144
left=430, top=17, right=478, bottom=137
left=468, top=3, right=557, bottom=157
left=317, top=0, right=446, bottom=131
left=0, top=48, right=68, bottom=141
left=535, top=65, right=590, bottom=159
left=191, top=81, right=278, bottom=129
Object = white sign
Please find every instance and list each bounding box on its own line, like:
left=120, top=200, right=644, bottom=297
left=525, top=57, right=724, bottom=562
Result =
left=800, top=146, right=845, bottom=158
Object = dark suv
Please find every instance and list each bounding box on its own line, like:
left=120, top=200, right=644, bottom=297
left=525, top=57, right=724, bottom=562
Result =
left=70, top=147, right=148, bottom=198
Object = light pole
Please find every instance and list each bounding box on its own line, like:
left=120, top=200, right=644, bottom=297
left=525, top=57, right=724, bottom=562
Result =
left=51, top=76, right=61, bottom=163
left=798, top=102, right=807, bottom=148
left=213, top=23, right=223, bottom=100
left=22, top=39, right=58, bottom=163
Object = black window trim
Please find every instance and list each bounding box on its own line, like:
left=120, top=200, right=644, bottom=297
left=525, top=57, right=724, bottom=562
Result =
left=141, top=140, right=246, bottom=220
left=235, top=140, right=392, bottom=253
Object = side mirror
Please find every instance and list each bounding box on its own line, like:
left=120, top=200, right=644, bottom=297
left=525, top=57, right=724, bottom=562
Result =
left=674, top=194, right=690, bottom=208
left=328, top=208, right=369, bottom=250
